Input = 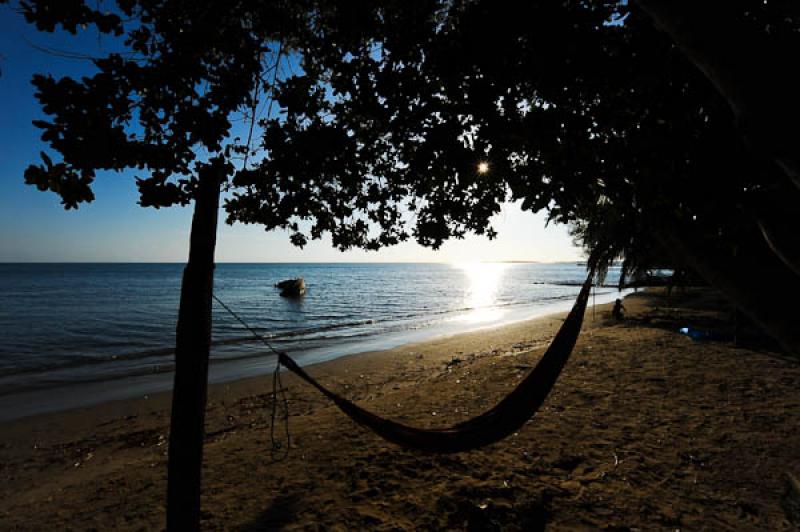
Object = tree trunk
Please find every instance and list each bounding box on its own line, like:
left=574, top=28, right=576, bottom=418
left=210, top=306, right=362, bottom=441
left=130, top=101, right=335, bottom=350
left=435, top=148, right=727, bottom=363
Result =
left=166, top=173, right=221, bottom=530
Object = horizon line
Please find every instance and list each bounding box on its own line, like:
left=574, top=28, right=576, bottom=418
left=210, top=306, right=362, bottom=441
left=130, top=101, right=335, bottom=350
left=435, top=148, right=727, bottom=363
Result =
left=0, top=259, right=585, bottom=265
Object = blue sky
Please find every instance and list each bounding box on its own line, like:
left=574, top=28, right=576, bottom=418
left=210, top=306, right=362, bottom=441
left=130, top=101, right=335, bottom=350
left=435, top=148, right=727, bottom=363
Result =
left=0, top=5, right=581, bottom=263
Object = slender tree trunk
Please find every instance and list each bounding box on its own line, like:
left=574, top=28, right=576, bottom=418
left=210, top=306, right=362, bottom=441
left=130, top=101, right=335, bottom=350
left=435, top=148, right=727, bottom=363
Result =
left=166, top=172, right=221, bottom=530
left=757, top=217, right=800, bottom=277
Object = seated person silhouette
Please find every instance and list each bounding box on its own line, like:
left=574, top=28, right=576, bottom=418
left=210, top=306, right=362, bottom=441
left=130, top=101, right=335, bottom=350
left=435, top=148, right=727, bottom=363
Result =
left=611, top=298, right=625, bottom=321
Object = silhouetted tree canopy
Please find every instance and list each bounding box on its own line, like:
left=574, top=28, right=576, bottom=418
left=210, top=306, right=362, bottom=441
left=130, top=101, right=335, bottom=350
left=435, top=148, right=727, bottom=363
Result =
left=19, top=0, right=519, bottom=251
left=20, top=0, right=798, bottom=256
left=257, top=1, right=798, bottom=271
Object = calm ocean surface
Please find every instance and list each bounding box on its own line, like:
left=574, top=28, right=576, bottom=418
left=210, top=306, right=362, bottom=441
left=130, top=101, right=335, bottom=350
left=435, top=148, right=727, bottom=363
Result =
left=0, top=263, right=625, bottom=420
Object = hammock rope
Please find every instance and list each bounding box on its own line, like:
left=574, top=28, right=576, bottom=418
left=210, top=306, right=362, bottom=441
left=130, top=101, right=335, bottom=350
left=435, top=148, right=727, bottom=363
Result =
left=213, top=264, right=596, bottom=454
left=212, top=294, right=291, bottom=459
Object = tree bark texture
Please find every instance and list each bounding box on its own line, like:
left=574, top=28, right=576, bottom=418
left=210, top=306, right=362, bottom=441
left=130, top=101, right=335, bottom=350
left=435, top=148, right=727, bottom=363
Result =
left=166, top=173, right=221, bottom=530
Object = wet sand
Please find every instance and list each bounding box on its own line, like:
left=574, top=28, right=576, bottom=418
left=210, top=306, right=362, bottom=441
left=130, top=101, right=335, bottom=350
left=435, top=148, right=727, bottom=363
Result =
left=1, top=289, right=799, bottom=530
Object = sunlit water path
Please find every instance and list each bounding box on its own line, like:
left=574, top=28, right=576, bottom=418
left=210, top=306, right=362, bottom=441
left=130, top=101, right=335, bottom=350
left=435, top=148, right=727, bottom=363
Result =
left=0, top=262, right=628, bottom=420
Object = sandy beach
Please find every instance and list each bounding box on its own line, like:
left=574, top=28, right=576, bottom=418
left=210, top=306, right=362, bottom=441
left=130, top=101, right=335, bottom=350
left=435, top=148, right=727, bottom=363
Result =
left=1, top=289, right=799, bottom=530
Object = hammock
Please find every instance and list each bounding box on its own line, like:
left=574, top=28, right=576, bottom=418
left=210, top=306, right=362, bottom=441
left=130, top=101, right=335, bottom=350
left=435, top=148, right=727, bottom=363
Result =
left=276, top=266, right=596, bottom=453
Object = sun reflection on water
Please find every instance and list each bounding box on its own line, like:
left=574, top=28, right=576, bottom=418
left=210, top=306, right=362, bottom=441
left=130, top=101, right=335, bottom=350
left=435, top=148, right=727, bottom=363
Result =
left=454, top=262, right=510, bottom=323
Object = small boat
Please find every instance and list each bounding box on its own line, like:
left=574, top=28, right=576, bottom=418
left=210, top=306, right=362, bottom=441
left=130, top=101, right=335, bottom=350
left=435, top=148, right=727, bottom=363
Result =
left=275, top=278, right=306, bottom=297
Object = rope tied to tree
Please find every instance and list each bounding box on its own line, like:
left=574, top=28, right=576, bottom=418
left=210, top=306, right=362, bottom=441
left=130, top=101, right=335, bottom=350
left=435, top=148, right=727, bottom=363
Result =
left=211, top=294, right=290, bottom=460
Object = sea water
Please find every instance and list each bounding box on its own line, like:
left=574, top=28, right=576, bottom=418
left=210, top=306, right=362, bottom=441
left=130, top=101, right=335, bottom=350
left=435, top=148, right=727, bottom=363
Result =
left=0, top=262, right=627, bottom=420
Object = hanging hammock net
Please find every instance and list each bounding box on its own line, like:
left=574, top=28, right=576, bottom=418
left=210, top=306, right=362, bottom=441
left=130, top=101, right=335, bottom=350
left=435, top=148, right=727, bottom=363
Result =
left=217, top=264, right=597, bottom=454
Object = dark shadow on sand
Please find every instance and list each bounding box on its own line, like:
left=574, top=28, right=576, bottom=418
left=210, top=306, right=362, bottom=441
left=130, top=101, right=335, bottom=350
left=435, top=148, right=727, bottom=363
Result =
left=242, top=493, right=301, bottom=531
left=615, top=289, right=788, bottom=357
